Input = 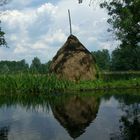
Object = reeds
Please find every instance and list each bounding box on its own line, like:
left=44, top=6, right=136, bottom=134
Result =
left=0, top=74, right=72, bottom=94
left=0, top=72, right=140, bottom=94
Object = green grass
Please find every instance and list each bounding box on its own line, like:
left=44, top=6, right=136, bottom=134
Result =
left=100, top=71, right=140, bottom=81
left=70, top=78, right=140, bottom=91
left=0, top=74, right=72, bottom=94
left=0, top=73, right=140, bottom=94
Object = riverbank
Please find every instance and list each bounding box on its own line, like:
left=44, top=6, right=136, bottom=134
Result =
left=69, top=78, right=140, bottom=92
left=0, top=74, right=140, bottom=94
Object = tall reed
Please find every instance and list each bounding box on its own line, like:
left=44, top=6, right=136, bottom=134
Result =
left=0, top=74, right=72, bottom=94
left=0, top=72, right=140, bottom=94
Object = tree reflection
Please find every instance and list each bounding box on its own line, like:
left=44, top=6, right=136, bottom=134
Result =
left=51, top=95, right=100, bottom=139
left=111, top=94, right=140, bottom=140
left=119, top=104, right=140, bottom=140
left=0, top=126, right=9, bottom=140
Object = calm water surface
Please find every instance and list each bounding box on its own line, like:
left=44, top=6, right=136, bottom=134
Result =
left=0, top=90, right=140, bottom=140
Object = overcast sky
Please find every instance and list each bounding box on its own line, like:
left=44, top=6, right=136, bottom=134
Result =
left=0, top=0, right=118, bottom=64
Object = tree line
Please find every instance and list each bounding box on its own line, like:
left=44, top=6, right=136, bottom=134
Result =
left=0, top=57, right=51, bottom=74
left=92, top=48, right=140, bottom=71
left=1, top=48, right=140, bottom=74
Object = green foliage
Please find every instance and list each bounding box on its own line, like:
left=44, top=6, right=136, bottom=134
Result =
left=71, top=78, right=140, bottom=91
left=0, top=72, right=140, bottom=94
left=100, top=0, right=140, bottom=71
left=41, top=60, right=52, bottom=74
left=0, top=22, right=7, bottom=47
left=91, top=49, right=110, bottom=71
left=1, top=64, right=9, bottom=74
left=100, top=0, right=140, bottom=47
left=101, top=71, right=140, bottom=81
left=0, top=0, right=10, bottom=47
left=30, top=57, right=52, bottom=74
left=111, top=46, right=140, bottom=70
left=0, top=0, right=11, bottom=47
left=0, top=74, right=72, bottom=94
left=30, top=57, right=42, bottom=73
left=0, top=59, right=29, bottom=74
left=0, top=58, right=52, bottom=74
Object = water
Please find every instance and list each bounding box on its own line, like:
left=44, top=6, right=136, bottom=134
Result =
left=0, top=90, right=140, bottom=140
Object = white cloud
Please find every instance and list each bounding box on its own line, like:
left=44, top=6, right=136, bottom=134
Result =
left=14, top=45, right=27, bottom=53
left=43, top=29, right=67, bottom=45
left=37, top=3, right=57, bottom=15
left=0, top=0, right=116, bottom=63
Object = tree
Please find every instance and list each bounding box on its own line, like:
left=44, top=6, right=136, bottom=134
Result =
left=41, top=60, right=52, bottom=74
left=30, top=57, right=42, bottom=73
left=0, top=59, right=29, bottom=73
left=19, top=59, right=29, bottom=72
left=0, top=21, right=7, bottom=47
left=0, top=0, right=11, bottom=47
left=100, top=0, right=140, bottom=71
left=91, top=49, right=110, bottom=71
left=100, top=0, right=140, bottom=47
left=1, top=64, right=9, bottom=74
left=111, top=46, right=140, bottom=71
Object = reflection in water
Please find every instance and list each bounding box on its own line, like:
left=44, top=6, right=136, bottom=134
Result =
left=0, top=90, right=139, bottom=140
left=51, top=96, right=100, bottom=139
left=0, top=127, right=9, bottom=140
left=119, top=98, right=140, bottom=140
left=110, top=94, right=140, bottom=140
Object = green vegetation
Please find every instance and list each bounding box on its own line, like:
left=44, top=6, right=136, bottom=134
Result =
left=0, top=58, right=51, bottom=74
left=100, top=0, right=140, bottom=48
left=0, top=21, right=7, bottom=47
left=0, top=0, right=139, bottom=94
left=91, top=49, right=110, bottom=71
left=91, top=0, right=140, bottom=71
left=100, top=0, right=140, bottom=71
left=0, top=59, right=29, bottom=74
left=0, top=74, right=72, bottom=94
left=0, top=73, right=140, bottom=94
left=111, top=46, right=140, bottom=71
left=71, top=78, right=140, bottom=91
left=0, top=0, right=10, bottom=47
left=83, top=0, right=140, bottom=71
left=30, top=57, right=51, bottom=74
left=100, top=71, right=140, bottom=81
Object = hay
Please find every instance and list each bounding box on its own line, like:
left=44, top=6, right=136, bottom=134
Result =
left=50, top=35, right=97, bottom=81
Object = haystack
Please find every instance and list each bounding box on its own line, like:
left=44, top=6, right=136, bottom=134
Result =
left=50, top=35, right=97, bottom=81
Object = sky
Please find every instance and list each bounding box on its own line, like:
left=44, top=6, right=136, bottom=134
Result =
left=0, top=0, right=118, bottom=64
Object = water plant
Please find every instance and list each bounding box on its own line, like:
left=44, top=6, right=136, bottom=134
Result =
left=0, top=74, right=72, bottom=94
left=0, top=72, right=140, bottom=94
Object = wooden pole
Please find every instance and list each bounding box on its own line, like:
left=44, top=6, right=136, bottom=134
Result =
left=68, top=9, right=72, bottom=35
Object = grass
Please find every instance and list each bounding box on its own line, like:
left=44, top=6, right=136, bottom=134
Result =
left=0, top=73, right=140, bottom=94
left=70, top=78, right=140, bottom=91
left=0, top=74, right=72, bottom=94
left=100, top=71, right=140, bottom=81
